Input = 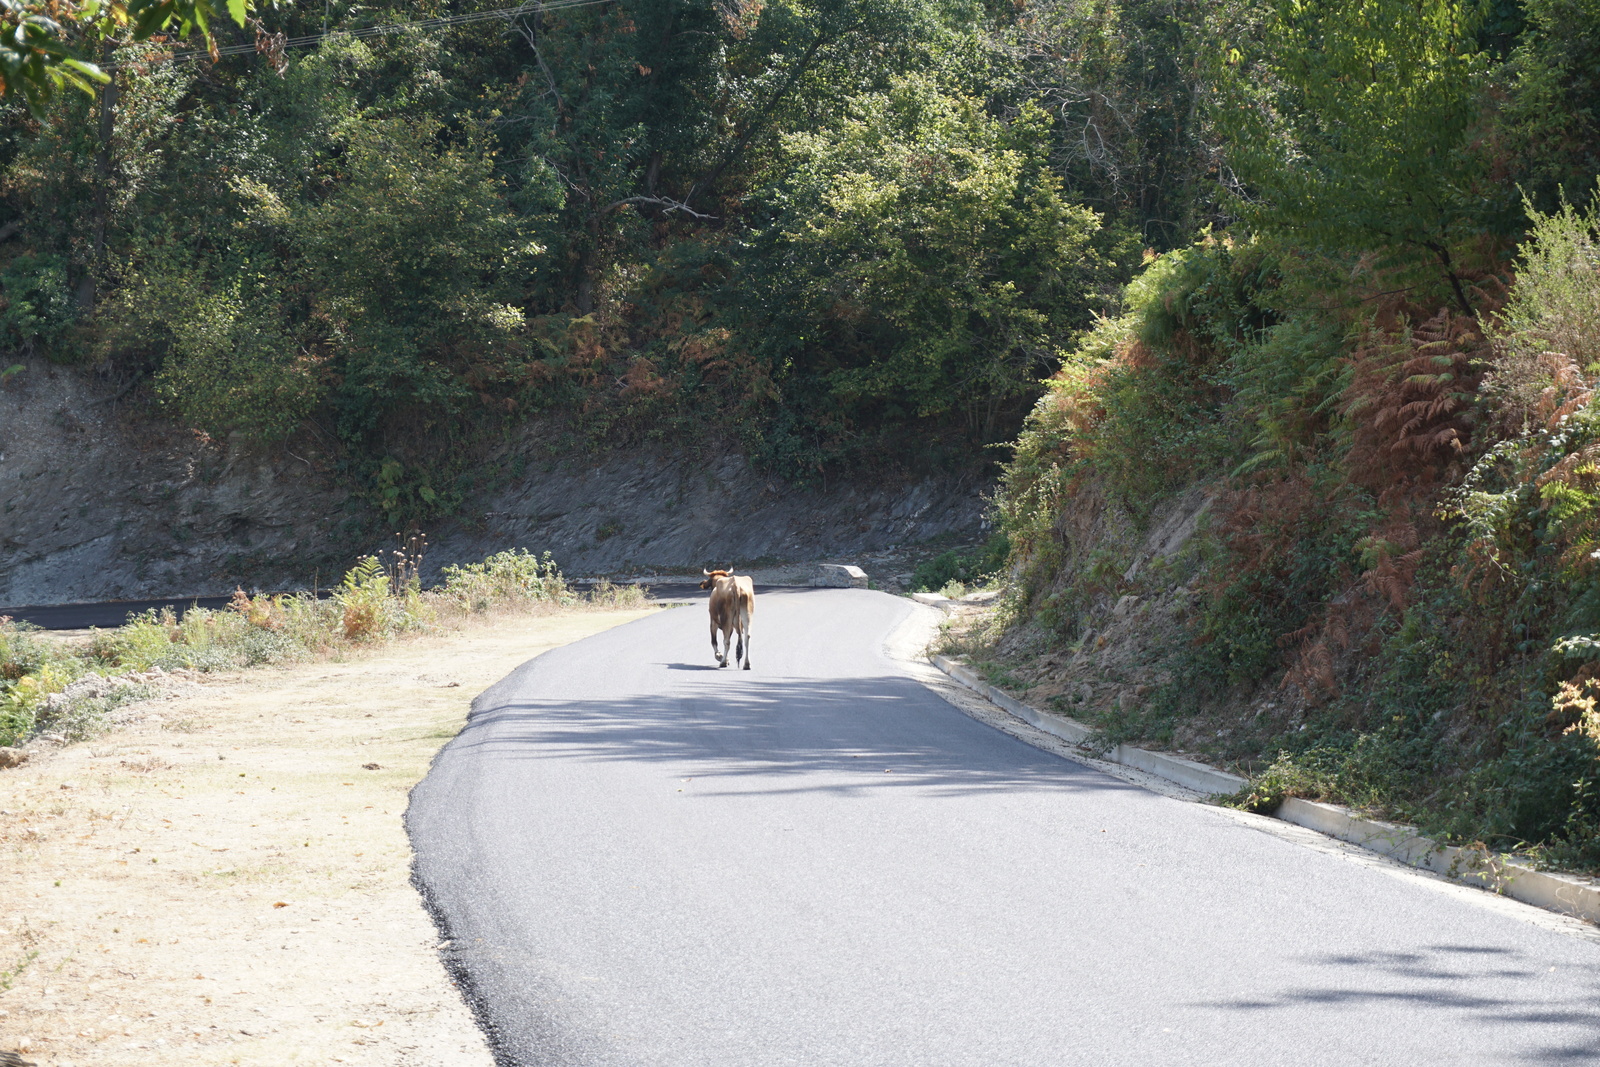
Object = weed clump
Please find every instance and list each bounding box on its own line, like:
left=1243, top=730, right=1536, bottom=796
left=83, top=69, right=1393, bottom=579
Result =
left=438, top=549, right=573, bottom=613
left=0, top=547, right=646, bottom=751
left=910, top=534, right=1010, bottom=594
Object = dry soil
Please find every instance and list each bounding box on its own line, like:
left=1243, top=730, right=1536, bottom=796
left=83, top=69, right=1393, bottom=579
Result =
left=0, top=605, right=656, bottom=1067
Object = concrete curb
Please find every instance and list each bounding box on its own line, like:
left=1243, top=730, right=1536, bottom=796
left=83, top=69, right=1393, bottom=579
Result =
left=1274, top=797, right=1600, bottom=924
left=929, top=654, right=1600, bottom=926
left=930, top=655, right=1247, bottom=796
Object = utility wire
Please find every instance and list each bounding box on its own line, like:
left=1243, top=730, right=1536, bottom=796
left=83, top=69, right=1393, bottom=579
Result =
left=107, top=0, right=613, bottom=67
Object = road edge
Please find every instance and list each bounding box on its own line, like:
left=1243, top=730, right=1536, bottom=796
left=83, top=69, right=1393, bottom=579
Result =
left=927, top=652, right=1600, bottom=928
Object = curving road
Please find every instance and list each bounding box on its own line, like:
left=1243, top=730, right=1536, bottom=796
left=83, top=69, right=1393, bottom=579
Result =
left=407, top=588, right=1600, bottom=1066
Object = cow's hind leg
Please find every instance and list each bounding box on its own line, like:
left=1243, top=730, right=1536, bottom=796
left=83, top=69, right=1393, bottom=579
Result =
left=710, top=620, right=726, bottom=667
left=740, top=611, right=752, bottom=670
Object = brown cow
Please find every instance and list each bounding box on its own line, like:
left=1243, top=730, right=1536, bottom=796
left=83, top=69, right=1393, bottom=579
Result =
left=700, top=568, right=754, bottom=670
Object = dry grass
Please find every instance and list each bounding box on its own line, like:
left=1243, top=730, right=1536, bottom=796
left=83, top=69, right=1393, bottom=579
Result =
left=0, top=604, right=656, bottom=1067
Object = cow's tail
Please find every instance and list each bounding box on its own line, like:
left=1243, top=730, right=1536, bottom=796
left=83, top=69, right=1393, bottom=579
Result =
left=737, top=597, right=753, bottom=670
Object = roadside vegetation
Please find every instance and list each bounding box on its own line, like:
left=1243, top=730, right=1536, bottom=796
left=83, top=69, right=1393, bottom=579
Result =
left=6, top=0, right=1600, bottom=869
left=0, top=548, right=647, bottom=749
left=972, top=0, right=1600, bottom=872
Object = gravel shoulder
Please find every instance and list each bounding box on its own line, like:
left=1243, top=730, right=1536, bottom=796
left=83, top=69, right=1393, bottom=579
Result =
left=0, top=605, right=656, bottom=1067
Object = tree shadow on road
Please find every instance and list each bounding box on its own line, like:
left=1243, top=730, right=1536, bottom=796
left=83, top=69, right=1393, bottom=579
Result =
left=1197, top=943, right=1600, bottom=1062
left=450, top=673, right=1132, bottom=801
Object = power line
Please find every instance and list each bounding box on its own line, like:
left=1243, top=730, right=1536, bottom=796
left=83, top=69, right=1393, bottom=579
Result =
left=106, top=0, right=614, bottom=68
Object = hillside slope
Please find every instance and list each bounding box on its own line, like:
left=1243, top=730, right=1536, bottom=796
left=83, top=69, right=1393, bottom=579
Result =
left=0, top=361, right=990, bottom=605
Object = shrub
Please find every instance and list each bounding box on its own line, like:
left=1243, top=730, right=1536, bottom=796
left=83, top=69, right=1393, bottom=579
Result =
left=0, top=549, right=647, bottom=749
left=910, top=534, right=1010, bottom=594
left=336, top=556, right=392, bottom=640
left=31, top=675, right=159, bottom=744
left=0, top=662, right=75, bottom=746
left=438, top=549, right=573, bottom=613
left=586, top=579, right=649, bottom=609
left=0, top=253, right=77, bottom=355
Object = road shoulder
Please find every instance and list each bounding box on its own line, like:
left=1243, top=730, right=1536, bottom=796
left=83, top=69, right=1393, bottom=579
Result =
left=886, top=599, right=1600, bottom=945
left=0, top=606, right=654, bottom=1067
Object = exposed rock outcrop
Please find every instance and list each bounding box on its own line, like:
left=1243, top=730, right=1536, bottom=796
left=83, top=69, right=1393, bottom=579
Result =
left=0, top=361, right=994, bottom=605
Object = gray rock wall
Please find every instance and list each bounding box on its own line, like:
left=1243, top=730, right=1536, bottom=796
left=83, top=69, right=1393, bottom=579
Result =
left=425, top=446, right=990, bottom=580
left=0, top=361, right=359, bottom=606
left=0, top=361, right=993, bottom=605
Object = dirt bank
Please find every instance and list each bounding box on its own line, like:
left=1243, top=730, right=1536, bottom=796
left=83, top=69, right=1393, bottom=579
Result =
left=0, top=605, right=655, bottom=1066
left=0, top=360, right=992, bottom=607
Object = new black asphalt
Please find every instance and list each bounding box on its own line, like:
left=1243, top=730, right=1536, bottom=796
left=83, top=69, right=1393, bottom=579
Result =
left=407, top=588, right=1600, bottom=1066
left=1, top=596, right=237, bottom=629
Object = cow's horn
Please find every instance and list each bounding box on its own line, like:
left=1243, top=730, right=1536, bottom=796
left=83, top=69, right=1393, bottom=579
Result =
left=703, top=568, right=711, bottom=576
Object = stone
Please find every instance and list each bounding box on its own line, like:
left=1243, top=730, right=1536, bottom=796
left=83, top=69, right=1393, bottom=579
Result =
left=812, top=564, right=869, bottom=588
left=0, top=747, right=27, bottom=770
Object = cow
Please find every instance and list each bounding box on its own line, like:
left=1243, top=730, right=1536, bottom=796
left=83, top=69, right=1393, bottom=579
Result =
left=700, top=568, right=754, bottom=670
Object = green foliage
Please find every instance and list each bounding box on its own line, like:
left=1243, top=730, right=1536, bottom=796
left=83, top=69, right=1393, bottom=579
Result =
left=0, top=0, right=255, bottom=112
left=1214, top=0, right=1504, bottom=312
left=998, top=238, right=1269, bottom=574
left=0, top=548, right=618, bottom=749
left=1499, top=0, right=1600, bottom=215
left=285, top=116, right=537, bottom=439
left=438, top=548, right=572, bottom=613
left=335, top=556, right=397, bottom=641
left=1001, top=0, right=1221, bottom=247
left=738, top=73, right=1118, bottom=471
left=910, top=534, right=1010, bottom=594
left=0, top=250, right=74, bottom=352
left=0, top=621, right=82, bottom=745
left=147, top=276, right=317, bottom=440
left=995, top=112, right=1600, bottom=867
left=1482, top=185, right=1600, bottom=430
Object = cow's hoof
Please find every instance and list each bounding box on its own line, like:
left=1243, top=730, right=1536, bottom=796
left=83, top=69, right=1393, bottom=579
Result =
left=743, top=663, right=751, bottom=671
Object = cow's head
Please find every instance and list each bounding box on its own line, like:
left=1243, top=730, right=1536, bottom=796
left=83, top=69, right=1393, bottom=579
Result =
left=700, top=568, right=731, bottom=590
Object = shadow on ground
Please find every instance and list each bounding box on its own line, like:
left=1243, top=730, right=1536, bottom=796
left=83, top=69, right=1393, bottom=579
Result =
left=453, top=673, right=1129, bottom=802
left=1200, top=943, right=1600, bottom=1062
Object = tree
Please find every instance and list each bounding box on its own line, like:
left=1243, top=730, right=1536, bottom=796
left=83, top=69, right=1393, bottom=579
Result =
left=1003, top=0, right=1222, bottom=249
left=0, top=0, right=256, bottom=112
left=745, top=74, right=1107, bottom=452
left=1213, top=0, right=1501, bottom=314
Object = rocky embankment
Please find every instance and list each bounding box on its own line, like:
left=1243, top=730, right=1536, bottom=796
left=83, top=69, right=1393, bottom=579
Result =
left=0, top=360, right=992, bottom=606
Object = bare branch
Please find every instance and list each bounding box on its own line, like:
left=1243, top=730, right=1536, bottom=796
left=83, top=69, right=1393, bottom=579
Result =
left=600, top=195, right=718, bottom=221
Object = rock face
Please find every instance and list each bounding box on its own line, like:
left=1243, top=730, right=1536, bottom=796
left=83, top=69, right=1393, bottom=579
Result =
left=1, top=361, right=994, bottom=605
left=425, top=445, right=989, bottom=582
left=994, top=482, right=1214, bottom=719
left=0, top=361, right=361, bottom=607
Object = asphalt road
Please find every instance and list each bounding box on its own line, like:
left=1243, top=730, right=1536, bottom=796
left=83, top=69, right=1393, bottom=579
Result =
left=0, top=595, right=238, bottom=629
left=407, top=588, right=1600, bottom=1066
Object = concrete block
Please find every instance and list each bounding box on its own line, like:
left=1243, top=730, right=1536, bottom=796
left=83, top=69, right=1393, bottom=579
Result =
left=813, top=564, right=869, bottom=588
left=911, top=592, right=951, bottom=607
